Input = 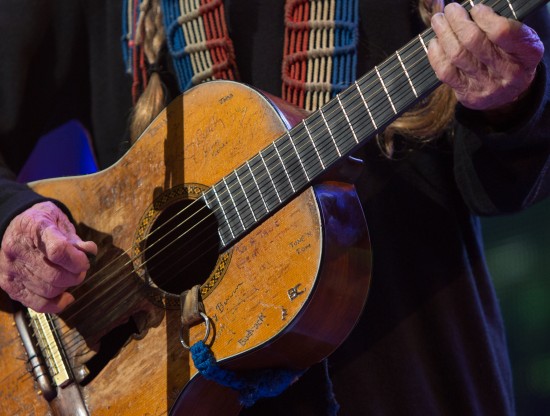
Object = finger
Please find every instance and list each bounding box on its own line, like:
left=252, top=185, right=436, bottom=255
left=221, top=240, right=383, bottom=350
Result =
left=431, top=5, right=483, bottom=75
left=470, top=4, right=544, bottom=66
left=29, top=291, right=75, bottom=314
left=8, top=282, right=75, bottom=314
left=51, top=205, right=99, bottom=257
left=442, top=3, right=499, bottom=69
left=40, top=226, right=93, bottom=274
left=73, top=239, right=98, bottom=257
left=30, top=201, right=97, bottom=271
left=24, top=280, right=65, bottom=300
left=25, top=268, right=86, bottom=295
left=427, top=36, right=464, bottom=91
left=12, top=256, right=86, bottom=293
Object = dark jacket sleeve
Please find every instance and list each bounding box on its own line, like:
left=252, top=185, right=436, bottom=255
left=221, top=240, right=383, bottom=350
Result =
left=0, top=1, right=90, bottom=238
left=0, top=166, right=49, bottom=238
left=452, top=10, right=550, bottom=216
left=0, top=153, right=73, bottom=238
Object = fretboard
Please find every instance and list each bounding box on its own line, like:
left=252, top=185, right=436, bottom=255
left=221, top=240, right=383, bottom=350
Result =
left=202, top=0, right=548, bottom=249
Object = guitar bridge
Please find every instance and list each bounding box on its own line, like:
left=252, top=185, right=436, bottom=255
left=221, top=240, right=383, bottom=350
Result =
left=15, top=308, right=73, bottom=400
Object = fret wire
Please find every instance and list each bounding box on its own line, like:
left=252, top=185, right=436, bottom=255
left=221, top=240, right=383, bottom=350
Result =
left=259, top=150, right=283, bottom=203
left=213, top=179, right=249, bottom=237
left=353, top=80, right=378, bottom=130
left=246, top=160, right=270, bottom=214
left=418, top=34, right=429, bottom=54
left=289, top=122, right=326, bottom=178
left=202, top=192, right=228, bottom=247
left=319, top=107, right=342, bottom=157
left=211, top=185, right=236, bottom=240
left=286, top=131, right=311, bottom=182
left=396, top=51, right=418, bottom=98
left=336, top=95, right=359, bottom=143
left=374, top=65, right=397, bottom=115
left=295, top=113, right=333, bottom=169
left=247, top=154, right=281, bottom=212
left=222, top=176, right=246, bottom=231
left=262, top=142, right=296, bottom=201
left=318, top=99, right=359, bottom=155
left=236, top=167, right=258, bottom=222
left=380, top=54, right=424, bottom=115
left=337, top=86, right=376, bottom=144
left=234, top=165, right=264, bottom=224
left=303, top=119, right=326, bottom=170
left=356, top=73, right=394, bottom=132
left=507, top=0, right=519, bottom=19
left=273, top=141, right=296, bottom=193
left=230, top=168, right=260, bottom=227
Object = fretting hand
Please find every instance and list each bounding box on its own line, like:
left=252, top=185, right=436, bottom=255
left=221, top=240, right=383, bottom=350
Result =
left=428, top=3, right=544, bottom=111
left=0, top=201, right=97, bottom=313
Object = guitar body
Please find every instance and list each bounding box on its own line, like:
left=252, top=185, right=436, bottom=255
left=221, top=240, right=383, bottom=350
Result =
left=0, top=81, right=371, bottom=415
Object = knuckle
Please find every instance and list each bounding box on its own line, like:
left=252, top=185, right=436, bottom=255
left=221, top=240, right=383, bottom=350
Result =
left=447, top=46, right=469, bottom=66
left=42, top=284, right=63, bottom=299
left=460, top=30, right=482, bottom=51
left=42, top=266, right=65, bottom=285
left=9, top=282, right=29, bottom=303
left=435, top=65, right=455, bottom=84
left=32, top=299, right=54, bottom=314
left=15, top=211, right=40, bottom=234
left=45, top=238, right=70, bottom=265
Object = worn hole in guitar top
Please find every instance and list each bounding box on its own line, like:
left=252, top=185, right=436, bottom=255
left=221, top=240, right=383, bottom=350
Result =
left=143, top=198, right=220, bottom=296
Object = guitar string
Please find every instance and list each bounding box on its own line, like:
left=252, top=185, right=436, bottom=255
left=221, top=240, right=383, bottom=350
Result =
left=14, top=0, right=541, bottom=387
left=53, top=0, right=535, bottom=360
left=53, top=21, right=441, bottom=345
left=47, top=0, right=528, bottom=354
left=51, top=0, right=523, bottom=352
left=52, top=0, right=532, bottom=360
left=12, top=0, right=544, bottom=386
left=151, top=0, right=529, bottom=251
left=194, top=0, right=533, bottom=239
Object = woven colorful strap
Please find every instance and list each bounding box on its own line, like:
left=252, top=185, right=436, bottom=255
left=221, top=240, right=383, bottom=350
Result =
left=283, top=0, right=359, bottom=111
left=162, top=0, right=238, bottom=91
left=123, top=0, right=359, bottom=111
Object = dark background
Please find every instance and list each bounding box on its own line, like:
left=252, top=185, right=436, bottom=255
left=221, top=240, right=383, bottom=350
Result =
left=483, top=198, right=550, bottom=415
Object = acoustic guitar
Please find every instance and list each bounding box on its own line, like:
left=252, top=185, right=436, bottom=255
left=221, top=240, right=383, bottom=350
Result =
left=0, top=0, right=545, bottom=414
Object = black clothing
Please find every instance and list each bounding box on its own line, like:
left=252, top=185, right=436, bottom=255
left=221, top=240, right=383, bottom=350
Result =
left=1, top=1, right=550, bottom=415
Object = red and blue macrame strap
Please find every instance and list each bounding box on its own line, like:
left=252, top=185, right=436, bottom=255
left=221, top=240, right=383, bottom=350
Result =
left=161, top=0, right=239, bottom=91
left=122, top=0, right=359, bottom=110
left=283, top=0, right=359, bottom=111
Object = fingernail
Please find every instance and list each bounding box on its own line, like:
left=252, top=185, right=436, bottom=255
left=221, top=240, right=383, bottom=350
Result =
left=431, top=12, right=444, bottom=26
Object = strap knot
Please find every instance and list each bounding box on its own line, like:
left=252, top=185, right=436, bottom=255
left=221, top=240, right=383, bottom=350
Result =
left=190, top=341, right=305, bottom=407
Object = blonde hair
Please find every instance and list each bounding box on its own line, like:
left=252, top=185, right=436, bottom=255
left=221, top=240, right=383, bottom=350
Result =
left=129, top=0, right=457, bottom=153
left=129, top=0, right=166, bottom=143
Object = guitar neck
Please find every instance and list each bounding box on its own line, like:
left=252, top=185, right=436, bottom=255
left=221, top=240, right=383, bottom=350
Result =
left=202, top=0, right=548, bottom=249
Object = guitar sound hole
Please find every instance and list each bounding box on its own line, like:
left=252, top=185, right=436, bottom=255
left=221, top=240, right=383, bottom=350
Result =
left=144, top=198, right=220, bottom=295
